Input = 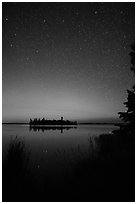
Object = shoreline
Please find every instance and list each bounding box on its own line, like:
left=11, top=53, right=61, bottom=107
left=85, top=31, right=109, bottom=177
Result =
left=2, top=122, right=123, bottom=125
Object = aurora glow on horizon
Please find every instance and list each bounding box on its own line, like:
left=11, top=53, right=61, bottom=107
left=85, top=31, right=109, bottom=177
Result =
left=2, top=2, right=134, bottom=123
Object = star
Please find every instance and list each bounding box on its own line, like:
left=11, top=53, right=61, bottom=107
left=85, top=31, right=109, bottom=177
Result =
left=94, top=11, right=98, bottom=15
left=61, top=19, right=65, bottom=23
left=35, top=49, right=39, bottom=53
left=5, top=17, right=8, bottom=21
left=10, top=43, right=13, bottom=48
left=43, top=19, right=46, bottom=23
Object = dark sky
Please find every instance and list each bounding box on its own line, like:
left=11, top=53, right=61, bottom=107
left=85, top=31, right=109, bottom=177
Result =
left=2, top=2, right=135, bottom=123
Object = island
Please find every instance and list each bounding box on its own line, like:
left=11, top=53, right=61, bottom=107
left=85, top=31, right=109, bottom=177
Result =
left=29, top=117, right=78, bottom=126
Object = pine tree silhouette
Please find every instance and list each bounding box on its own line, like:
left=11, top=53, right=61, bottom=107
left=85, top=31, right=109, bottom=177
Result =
left=118, top=44, right=135, bottom=133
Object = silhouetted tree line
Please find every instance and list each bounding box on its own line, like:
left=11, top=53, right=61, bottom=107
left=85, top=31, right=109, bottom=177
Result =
left=29, top=117, right=77, bottom=126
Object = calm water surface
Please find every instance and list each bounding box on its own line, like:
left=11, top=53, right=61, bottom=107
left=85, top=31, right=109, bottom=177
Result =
left=3, top=124, right=118, bottom=182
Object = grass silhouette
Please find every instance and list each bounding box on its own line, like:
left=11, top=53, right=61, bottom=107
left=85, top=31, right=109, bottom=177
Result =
left=2, top=136, right=35, bottom=201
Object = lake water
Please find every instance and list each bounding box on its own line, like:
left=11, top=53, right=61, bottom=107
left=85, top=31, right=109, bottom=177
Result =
left=2, top=124, right=118, bottom=183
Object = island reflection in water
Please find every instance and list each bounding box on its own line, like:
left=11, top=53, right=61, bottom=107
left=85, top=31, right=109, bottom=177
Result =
left=29, top=125, right=77, bottom=133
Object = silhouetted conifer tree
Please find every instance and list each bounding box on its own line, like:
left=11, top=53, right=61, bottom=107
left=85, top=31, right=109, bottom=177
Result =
left=118, top=44, right=135, bottom=132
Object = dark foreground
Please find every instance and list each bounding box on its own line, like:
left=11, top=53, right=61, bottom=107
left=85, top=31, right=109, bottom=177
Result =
left=2, top=127, right=135, bottom=202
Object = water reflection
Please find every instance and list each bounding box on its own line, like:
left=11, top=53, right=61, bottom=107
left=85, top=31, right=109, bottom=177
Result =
left=29, top=125, right=77, bottom=133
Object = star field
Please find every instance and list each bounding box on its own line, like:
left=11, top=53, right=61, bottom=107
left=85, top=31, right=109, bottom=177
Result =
left=3, top=2, right=135, bottom=122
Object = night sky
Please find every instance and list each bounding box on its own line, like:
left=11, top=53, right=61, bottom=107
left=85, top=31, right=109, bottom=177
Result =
left=2, top=2, right=135, bottom=123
